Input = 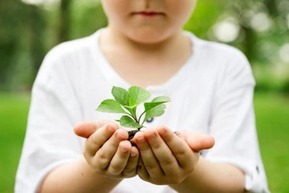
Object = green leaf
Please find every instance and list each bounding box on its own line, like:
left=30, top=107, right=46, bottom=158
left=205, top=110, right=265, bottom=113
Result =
left=112, top=86, right=130, bottom=106
left=96, top=86, right=170, bottom=129
left=96, top=99, right=127, bottom=114
left=144, top=102, right=165, bottom=113
left=151, top=96, right=170, bottom=103
left=145, top=104, right=166, bottom=120
left=123, top=105, right=137, bottom=118
left=119, top=115, right=142, bottom=128
left=143, top=96, right=170, bottom=114
left=128, top=86, right=150, bottom=106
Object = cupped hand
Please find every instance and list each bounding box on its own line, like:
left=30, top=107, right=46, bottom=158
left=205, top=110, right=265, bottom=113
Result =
left=131, top=127, right=196, bottom=185
left=174, top=130, right=215, bottom=152
left=131, top=127, right=215, bottom=185
left=74, top=121, right=140, bottom=178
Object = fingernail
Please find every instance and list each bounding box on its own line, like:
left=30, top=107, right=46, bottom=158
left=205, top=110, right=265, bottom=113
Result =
left=120, top=146, right=129, bottom=153
left=136, top=135, right=145, bottom=143
left=131, top=151, right=137, bottom=157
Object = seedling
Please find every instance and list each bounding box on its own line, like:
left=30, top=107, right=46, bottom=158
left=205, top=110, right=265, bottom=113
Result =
left=96, top=86, right=170, bottom=139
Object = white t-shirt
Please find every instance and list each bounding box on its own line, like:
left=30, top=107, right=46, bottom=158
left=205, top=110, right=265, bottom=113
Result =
left=15, top=29, right=270, bottom=193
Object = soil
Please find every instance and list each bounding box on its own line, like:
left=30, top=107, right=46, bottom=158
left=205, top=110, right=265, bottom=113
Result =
left=128, top=130, right=139, bottom=140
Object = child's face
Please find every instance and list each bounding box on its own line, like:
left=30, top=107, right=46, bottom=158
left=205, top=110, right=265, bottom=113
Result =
left=101, top=0, right=196, bottom=44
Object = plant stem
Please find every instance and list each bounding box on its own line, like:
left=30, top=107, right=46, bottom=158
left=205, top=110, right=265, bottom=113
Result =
left=138, top=111, right=146, bottom=124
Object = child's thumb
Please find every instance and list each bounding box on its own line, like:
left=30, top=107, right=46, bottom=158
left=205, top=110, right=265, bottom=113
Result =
left=74, top=120, right=112, bottom=138
left=74, top=122, right=97, bottom=138
left=186, top=133, right=215, bottom=152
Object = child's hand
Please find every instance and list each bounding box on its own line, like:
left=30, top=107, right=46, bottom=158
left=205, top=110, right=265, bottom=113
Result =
left=74, top=121, right=139, bottom=179
left=175, top=131, right=215, bottom=152
left=131, top=127, right=197, bottom=185
left=131, top=127, right=214, bottom=185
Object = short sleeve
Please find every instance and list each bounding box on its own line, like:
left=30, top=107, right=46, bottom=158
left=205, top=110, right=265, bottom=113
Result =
left=15, top=46, right=84, bottom=193
left=204, top=50, right=270, bottom=193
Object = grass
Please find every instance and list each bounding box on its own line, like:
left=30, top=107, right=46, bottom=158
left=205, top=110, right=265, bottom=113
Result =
left=254, top=92, right=289, bottom=193
left=0, top=93, right=29, bottom=193
left=0, top=93, right=30, bottom=193
left=0, top=92, right=288, bottom=192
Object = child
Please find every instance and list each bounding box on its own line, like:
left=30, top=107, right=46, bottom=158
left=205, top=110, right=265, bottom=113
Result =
left=15, top=0, right=270, bottom=192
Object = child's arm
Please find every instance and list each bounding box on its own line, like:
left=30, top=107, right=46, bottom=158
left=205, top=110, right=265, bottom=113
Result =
left=132, top=127, right=246, bottom=193
left=38, top=122, right=139, bottom=193
left=170, top=157, right=246, bottom=193
left=38, top=157, right=122, bottom=193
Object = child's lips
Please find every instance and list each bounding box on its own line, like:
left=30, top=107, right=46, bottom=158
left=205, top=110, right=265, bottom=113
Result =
left=132, top=11, right=165, bottom=17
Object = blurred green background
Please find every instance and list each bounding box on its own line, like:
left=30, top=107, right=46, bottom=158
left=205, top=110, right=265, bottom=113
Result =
left=0, top=0, right=288, bottom=192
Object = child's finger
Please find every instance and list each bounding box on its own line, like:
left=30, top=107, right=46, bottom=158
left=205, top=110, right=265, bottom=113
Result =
left=184, top=132, right=215, bottom=152
left=84, top=123, right=119, bottom=157
left=122, top=146, right=139, bottom=178
left=157, top=127, right=196, bottom=169
left=74, top=120, right=113, bottom=138
left=133, top=132, right=163, bottom=177
left=107, top=140, right=132, bottom=176
left=143, top=128, right=179, bottom=174
left=93, top=129, right=128, bottom=170
left=137, top=158, right=150, bottom=182
left=74, top=122, right=97, bottom=138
